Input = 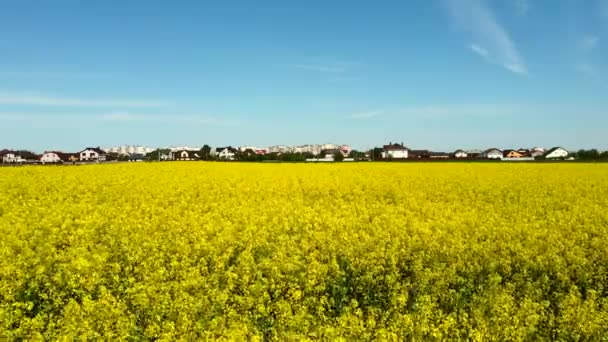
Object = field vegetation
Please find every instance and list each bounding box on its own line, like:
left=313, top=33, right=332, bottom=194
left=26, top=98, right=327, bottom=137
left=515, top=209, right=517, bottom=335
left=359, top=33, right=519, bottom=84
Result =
left=1, top=163, right=607, bottom=340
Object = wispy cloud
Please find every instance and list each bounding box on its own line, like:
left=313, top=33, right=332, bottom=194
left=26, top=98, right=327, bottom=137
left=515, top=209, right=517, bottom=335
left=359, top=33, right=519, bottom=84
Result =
left=398, top=105, right=524, bottom=119
left=0, top=111, right=239, bottom=126
left=601, top=0, right=608, bottom=19
left=576, top=35, right=600, bottom=77
left=514, top=0, right=530, bottom=16
left=345, top=110, right=383, bottom=120
left=0, top=94, right=167, bottom=108
left=96, top=112, right=239, bottom=126
left=580, top=35, right=599, bottom=51
left=445, top=0, right=527, bottom=75
left=295, top=64, right=346, bottom=73
left=470, top=44, right=490, bottom=58
left=0, top=71, right=117, bottom=79
left=575, top=62, right=596, bottom=75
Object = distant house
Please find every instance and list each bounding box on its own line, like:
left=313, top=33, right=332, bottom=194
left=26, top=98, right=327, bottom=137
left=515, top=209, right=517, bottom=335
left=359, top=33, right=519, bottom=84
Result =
left=409, top=150, right=430, bottom=159
left=173, top=150, right=199, bottom=161
left=482, top=148, right=503, bottom=159
left=216, top=147, right=237, bottom=160
left=0, top=150, right=23, bottom=163
left=58, top=153, right=79, bottom=163
left=530, top=150, right=544, bottom=158
left=503, top=150, right=525, bottom=158
left=466, top=149, right=483, bottom=158
left=40, top=152, right=62, bottom=164
left=320, top=148, right=342, bottom=160
left=382, top=143, right=409, bottom=159
left=453, top=149, right=468, bottom=158
left=429, top=151, right=450, bottom=159
left=1, top=150, right=13, bottom=163
left=543, top=147, right=569, bottom=159
left=79, top=147, right=106, bottom=162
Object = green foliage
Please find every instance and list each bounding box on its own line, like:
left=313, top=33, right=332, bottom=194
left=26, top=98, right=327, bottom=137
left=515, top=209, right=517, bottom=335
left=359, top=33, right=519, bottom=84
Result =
left=1, top=163, right=608, bottom=340
left=199, top=145, right=213, bottom=161
left=575, top=149, right=608, bottom=160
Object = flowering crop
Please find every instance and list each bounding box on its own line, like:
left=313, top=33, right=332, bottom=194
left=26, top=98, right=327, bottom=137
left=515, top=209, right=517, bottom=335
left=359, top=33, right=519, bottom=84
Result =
left=1, top=162, right=608, bottom=340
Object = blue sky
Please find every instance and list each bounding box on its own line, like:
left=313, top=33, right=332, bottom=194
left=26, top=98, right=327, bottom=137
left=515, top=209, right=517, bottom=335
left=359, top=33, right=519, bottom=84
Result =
left=1, top=0, right=607, bottom=152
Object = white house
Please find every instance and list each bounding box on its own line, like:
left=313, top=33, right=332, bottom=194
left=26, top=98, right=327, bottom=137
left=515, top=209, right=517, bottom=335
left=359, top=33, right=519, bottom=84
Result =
left=1, top=152, right=20, bottom=163
left=216, top=147, right=237, bottom=160
left=79, top=147, right=106, bottom=161
left=453, top=149, right=468, bottom=158
left=381, top=143, right=409, bottom=159
left=482, top=148, right=503, bottom=159
left=172, top=150, right=199, bottom=160
left=544, top=147, right=569, bottom=159
left=40, top=152, right=62, bottom=164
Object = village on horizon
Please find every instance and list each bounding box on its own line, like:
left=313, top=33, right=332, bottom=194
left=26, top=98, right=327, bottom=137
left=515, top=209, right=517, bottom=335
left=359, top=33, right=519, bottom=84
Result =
left=1, top=142, right=603, bottom=164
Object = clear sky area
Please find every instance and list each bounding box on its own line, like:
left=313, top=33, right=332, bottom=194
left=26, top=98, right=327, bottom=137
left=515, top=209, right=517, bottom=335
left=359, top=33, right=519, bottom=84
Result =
left=1, top=0, right=607, bottom=152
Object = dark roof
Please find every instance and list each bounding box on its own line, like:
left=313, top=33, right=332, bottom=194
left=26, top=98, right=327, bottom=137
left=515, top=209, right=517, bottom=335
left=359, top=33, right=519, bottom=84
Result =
left=484, top=148, right=502, bottom=153
left=0, top=149, right=15, bottom=156
left=80, top=147, right=106, bottom=154
left=383, top=143, right=408, bottom=151
left=409, top=150, right=430, bottom=154
left=56, top=152, right=79, bottom=161
left=453, top=149, right=466, bottom=153
left=216, top=146, right=237, bottom=153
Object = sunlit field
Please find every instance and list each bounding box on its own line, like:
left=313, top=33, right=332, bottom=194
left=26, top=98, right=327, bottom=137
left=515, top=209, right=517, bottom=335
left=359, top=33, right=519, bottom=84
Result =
left=1, top=163, right=607, bottom=340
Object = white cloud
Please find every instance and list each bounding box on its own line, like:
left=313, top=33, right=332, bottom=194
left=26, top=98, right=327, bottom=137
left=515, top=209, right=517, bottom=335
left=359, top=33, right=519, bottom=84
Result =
left=470, top=44, right=490, bottom=58
left=0, top=111, right=239, bottom=126
left=576, top=62, right=597, bottom=76
left=96, top=112, right=239, bottom=126
left=398, top=105, right=524, bottom=119
left=295, top=64, right=346, bottom=73
left=0, top=94, right=167, bottom=108
left=601, top=0, right=608, bottom=19
left=445, top=0, right=527, bottom=75
left=581, top=35, right=599, bottom=51
left=345, top=110, right=383, bottom=120
left=0, top=71, right=116, bottom=79
left=576, top=36, right=600, bottom=77
left=514, top=0, right=530, bottom=16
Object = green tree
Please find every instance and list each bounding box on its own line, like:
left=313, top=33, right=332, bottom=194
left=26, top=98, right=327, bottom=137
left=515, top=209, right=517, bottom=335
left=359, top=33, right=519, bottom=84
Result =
left=200, top=145, right=212, bottom=160
left=333, top=152, right=344, bottom=162
left=147, top=149, right=170, bottom=161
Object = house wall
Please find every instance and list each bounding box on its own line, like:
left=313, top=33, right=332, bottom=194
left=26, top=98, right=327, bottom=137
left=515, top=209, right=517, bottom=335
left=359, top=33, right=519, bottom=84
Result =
left=2, top=153, right=18, bottom=163
left=454, top=151, right=467, bottom=158
left=41, top=153, right=61, bottom=163
left=487, top=152, right=502, bottom=159
left=80, top=150, right=99, bottom=161
left=546, top=149, right=568, bottom=159
left=382, top=150, right=408, bottom=159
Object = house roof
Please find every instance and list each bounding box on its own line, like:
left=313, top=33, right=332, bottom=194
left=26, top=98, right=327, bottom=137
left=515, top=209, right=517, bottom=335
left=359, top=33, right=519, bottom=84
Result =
left=409, top=150, right=430, bottom=154
left=382, top=143, right=408, bottom=151
left=484, top=148, right=502, bottom=153
left=453, top=149, right=467, bottom=153
left=80, top=147, right=106, bottom=154
left=56, top=152, right=79, bottom=161
left=0, top=149, right=15, bottom=156
left=543, top=147, right=567, bottom=157
left=216, top=146, right=237, bottom=153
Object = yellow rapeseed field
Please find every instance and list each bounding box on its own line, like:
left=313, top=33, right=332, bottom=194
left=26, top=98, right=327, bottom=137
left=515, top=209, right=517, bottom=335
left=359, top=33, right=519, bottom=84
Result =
left=1, top=162, right=608, bottom=340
